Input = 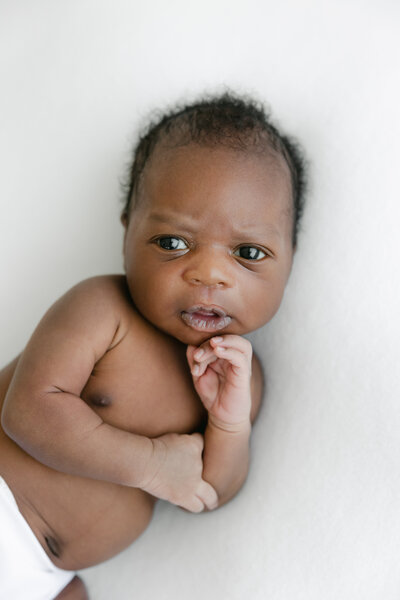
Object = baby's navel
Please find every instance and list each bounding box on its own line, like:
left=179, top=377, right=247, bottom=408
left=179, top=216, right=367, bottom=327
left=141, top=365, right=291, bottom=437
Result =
left=89, top=394, right=112, bottom=407
left=45, top=535, right=61, bottom=558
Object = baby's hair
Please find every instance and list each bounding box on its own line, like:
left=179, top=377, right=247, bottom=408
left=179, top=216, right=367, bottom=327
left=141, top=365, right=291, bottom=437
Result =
left=121, top=91, right=307, bottom=246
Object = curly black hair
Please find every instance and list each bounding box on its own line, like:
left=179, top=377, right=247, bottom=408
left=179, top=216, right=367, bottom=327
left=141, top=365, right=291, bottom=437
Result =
left=121, top=92, right=307, bottom=246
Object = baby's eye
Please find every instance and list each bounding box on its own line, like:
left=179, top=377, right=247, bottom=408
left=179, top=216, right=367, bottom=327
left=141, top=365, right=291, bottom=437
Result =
left=156, top=236, right=188, bottom=251
left=233, top=246, right=267, bottom=260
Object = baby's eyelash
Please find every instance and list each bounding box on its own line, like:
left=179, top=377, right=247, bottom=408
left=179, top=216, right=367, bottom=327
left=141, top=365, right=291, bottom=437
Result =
left=155, top=236, right=188, bottom=251
left=152, top=237, right=269, bottom=260
left=233, top=246, right=267, bottom=261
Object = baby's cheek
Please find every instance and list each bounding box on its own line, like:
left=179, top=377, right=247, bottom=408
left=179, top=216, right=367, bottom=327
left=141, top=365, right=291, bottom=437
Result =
left=247, top=291, right=282, bottom=329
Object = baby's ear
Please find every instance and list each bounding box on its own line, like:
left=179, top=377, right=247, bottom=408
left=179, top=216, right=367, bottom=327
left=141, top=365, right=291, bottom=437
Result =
left=120, top=212, right=128, bottom=228
left=121, top=213, right=129, bottom=270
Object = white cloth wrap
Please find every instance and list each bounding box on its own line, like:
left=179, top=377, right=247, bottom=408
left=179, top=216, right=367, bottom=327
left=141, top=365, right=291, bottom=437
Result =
left=0, top=476, right=75, bottom=600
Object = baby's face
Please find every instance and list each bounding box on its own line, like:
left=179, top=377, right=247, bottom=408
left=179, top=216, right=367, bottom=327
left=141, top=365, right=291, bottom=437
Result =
left=123, top=144, right=294, bottom=346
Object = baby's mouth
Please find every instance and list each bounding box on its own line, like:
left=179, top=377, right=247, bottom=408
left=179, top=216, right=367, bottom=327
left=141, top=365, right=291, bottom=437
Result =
left=181, top=305, right=232, bottom=333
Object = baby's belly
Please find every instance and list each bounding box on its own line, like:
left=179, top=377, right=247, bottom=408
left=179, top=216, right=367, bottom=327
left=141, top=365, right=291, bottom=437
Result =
left=0, top=410, right=156, bottom=570
left=26, top=472, right=156, bottom=571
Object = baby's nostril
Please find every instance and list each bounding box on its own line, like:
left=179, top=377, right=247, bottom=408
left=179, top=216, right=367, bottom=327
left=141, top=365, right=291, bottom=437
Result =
left=187, top=273, right=228, bottom=288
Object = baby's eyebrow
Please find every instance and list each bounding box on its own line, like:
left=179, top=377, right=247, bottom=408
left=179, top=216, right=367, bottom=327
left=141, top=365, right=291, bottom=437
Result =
left=148, top=212, right=197, bottom=231
left=148, top=211, right=281, bottom=239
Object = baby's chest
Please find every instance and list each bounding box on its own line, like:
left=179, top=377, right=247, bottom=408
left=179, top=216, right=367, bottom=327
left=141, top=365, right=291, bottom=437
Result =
left=80, top=330, right=206, bottom=438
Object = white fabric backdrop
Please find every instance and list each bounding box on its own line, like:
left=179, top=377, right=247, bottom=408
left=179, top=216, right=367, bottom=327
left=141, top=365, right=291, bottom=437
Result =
left=1, top=1, right=399, bottom=598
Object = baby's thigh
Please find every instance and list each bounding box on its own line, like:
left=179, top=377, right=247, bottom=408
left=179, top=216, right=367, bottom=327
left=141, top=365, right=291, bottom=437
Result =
left=54, top=576, right=88, bottom=600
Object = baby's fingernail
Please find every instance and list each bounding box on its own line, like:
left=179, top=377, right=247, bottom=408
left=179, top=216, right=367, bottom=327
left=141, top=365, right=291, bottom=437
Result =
left=192, top=365, right=200, bottom=376
left=212, top=336, right=223, bottom=344
left=194, top=349, right=204, bottom=359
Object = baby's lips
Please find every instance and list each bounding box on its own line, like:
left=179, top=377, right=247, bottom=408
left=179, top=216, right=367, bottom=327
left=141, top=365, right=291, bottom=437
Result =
left=181, top=311, right=232, bottom=333
left=184, top=304, right=228, bottom=318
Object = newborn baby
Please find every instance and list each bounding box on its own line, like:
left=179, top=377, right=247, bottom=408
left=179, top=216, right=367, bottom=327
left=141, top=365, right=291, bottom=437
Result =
left=0, top=92, right=306, bottom=599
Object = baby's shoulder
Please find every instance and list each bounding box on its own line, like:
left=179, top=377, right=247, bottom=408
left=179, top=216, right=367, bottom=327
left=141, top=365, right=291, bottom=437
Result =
left=71, top=272, right=136, bottom=310
left=50, top=274, right=138, bottom=341
left=67, top=274, right=130, bottom=307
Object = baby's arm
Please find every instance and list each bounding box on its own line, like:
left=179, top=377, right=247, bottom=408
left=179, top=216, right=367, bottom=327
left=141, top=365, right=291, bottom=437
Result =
left=1, top=277, right=217, bottom=512
left=187, top=336, right=263, bottom=508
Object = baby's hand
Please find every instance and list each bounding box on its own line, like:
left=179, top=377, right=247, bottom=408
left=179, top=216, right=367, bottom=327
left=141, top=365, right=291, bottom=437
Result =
left=187, top=335, right=252, bottom=432
left=139, top=432, right=218, bottom=513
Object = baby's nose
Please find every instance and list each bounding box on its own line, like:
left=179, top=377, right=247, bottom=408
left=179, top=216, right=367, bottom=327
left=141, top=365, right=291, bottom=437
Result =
left=182, top=247, right=234, bottom=288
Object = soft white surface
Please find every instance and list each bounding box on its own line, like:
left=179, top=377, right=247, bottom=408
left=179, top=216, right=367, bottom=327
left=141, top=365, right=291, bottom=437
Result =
left=1, top=1, right=400, bottom=598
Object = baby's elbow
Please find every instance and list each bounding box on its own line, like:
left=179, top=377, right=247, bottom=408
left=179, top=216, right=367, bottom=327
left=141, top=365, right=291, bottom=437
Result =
left=208, top=490, right=240, bottom=512
left=1, top=398, right=22, bottom=443
left=1, top=395, right=15, bottom=436
left=1, top=392, right=34, bottom=448
left=207, top=474, right=249, bottom=512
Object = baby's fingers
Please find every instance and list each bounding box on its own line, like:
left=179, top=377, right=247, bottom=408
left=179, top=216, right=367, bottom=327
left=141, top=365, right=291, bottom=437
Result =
left=210, top=335, right=253, bottom=363
left=179, top=481, right=218, bottom=513
left=187, top=344, right=218, bottom=377
left=212, top=344, right=251, bottom=380
left=194, top=481, right=219, bottom=512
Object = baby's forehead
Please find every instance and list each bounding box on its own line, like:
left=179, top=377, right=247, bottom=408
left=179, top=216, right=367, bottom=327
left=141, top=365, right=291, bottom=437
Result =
left=138, top=143, right=293, bottom=231
left=144, top=141, right=291, bottom=193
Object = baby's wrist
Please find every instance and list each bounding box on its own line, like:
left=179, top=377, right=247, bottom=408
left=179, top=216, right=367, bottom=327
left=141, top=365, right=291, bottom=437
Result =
left=207, top=414, right=251, bottom=436
left=133, top=436, right=165, bottom=491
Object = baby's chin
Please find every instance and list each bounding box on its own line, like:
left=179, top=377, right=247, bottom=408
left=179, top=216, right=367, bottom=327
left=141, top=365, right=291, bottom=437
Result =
left=160, top=327, right=212, bottom=347
left=166, top=320, right=247, bottom=347
left=175, top=331, right=220, bottom=347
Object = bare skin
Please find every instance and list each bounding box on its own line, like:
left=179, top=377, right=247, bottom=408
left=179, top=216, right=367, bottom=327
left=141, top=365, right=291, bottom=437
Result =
left=0, top=280, right=263, bottom=569
left=53, top=576, right=88, bottom=600
left=0, top=145, right=292, bottom=592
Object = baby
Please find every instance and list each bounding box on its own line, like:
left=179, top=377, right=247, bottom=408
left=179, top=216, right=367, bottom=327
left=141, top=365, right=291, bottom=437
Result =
left=0, top=93, right=306, bottom=599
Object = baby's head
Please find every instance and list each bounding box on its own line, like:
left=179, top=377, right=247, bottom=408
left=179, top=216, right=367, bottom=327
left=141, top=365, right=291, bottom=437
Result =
left=121, top=92, right=307, bottom=345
